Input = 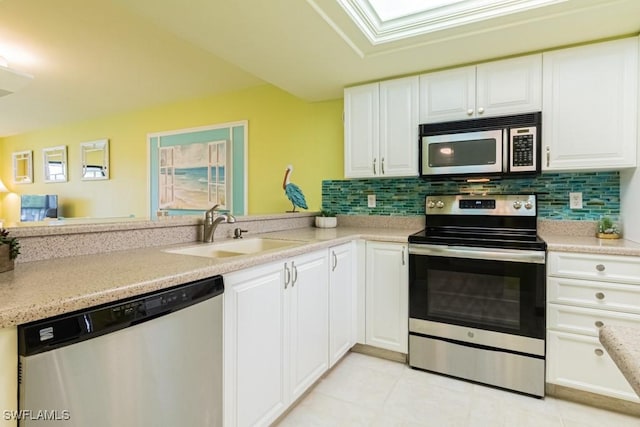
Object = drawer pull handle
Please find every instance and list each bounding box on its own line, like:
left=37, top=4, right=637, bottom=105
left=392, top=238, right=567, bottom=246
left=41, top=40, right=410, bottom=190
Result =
left=596, top=264, right=605, bottom=272
left=595, top=292, right=605, bottom=300
left=595, top=320, right=604, bottom=328
left=594, top=348, right=604, bottom=357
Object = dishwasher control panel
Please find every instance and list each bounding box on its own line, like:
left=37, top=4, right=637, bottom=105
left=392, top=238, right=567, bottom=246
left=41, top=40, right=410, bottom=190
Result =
left=18, top=275, right=224, bottom=356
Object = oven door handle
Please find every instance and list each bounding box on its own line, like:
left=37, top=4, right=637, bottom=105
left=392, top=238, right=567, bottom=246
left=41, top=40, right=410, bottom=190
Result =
left=408, top=244, right=546, bottom=264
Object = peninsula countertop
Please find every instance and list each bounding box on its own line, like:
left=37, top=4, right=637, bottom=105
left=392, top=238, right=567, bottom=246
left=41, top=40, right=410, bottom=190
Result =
left=0, top=226, right=416, bottom=328
left=599, top=325, right=640, bottom=398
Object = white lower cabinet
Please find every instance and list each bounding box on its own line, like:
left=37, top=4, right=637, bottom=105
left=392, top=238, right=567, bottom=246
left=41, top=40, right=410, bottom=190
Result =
left=365, top=241, right=409, bottom=353
left=547, top=330, right=638, bottom=401
left=0, top=327, right=17, bottom=427
left=546, top=251, right=640, bottom=402
left=224, top=250, right=329, bottom=427
left=329, top=242, right=356, bottom=367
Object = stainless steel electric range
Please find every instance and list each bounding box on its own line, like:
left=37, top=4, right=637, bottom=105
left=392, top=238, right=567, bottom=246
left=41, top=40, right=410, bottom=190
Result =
left=408, top=194, right=546, bottom=397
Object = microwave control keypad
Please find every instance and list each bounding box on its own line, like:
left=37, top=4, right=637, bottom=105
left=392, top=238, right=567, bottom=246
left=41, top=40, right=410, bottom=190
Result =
left=512, top=134, right=534, bottom=166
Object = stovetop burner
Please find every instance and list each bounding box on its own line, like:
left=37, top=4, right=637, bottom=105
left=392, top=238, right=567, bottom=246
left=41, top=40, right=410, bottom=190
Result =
left=409, top=194, right=547, bottom=251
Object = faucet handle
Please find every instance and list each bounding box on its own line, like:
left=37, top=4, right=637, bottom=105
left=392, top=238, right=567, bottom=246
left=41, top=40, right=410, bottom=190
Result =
left=205, top=204, right=220, bottom=219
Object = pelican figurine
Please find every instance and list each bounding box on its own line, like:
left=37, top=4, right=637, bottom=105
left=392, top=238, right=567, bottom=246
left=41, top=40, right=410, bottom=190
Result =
left=282, top=164, right=308, bottom=212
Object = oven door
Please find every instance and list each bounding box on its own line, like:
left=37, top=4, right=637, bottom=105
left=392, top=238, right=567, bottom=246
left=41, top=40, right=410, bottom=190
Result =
left=409, top=244, right=545, bottom=349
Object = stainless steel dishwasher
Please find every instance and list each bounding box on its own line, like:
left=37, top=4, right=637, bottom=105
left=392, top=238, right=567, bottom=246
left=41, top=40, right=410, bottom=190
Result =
left=17, top=275, right=224, bottom=427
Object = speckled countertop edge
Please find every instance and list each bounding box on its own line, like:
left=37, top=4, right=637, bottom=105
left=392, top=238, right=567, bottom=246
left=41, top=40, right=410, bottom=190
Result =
left=599, top=325, right=640, bottom=398
left=538, top=219, right=640, bottom=256
left=0, top=226, right=416, bottom=328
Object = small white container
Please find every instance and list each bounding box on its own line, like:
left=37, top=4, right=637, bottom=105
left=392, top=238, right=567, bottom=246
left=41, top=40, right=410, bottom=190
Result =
left=315, top=216, right=337, bottom=228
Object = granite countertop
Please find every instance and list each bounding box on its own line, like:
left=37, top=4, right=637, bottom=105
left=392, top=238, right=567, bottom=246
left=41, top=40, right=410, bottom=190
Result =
left=537, top=219, right=640, bottom=257
left=599, top=325, right=640, bottom=398
left=0, top=226, right=415, bottom=328
left=540, top=233, right=640, bottom=257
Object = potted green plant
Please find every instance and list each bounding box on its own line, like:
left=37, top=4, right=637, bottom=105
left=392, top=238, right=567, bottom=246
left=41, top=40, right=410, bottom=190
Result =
left=597, top=216, right=621, bottom=239
left=315, top=210, right=337, bottom=228
left=0, top=228, right=20, bottom=272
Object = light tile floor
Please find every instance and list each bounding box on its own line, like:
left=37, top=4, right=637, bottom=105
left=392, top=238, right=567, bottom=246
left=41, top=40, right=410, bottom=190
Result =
left=277, top=352, right=640, bottom=426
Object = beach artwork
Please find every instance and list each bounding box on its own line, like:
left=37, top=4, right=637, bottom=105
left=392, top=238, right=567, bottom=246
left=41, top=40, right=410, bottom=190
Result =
left=159, top=140, right=228, bottom=210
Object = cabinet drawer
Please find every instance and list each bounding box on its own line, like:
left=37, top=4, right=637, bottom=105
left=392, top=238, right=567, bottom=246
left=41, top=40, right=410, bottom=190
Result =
left=547, top=331, right=639, bottom=402
left=547, top=303, right=640, bottom=336
left=548, top=252, right=640, bottom=285
left=547, top=276, right=640, bottom=314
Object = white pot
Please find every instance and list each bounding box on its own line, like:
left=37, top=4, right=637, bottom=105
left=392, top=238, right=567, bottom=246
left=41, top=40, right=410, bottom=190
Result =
left=315, top=216, right=337, bottom=228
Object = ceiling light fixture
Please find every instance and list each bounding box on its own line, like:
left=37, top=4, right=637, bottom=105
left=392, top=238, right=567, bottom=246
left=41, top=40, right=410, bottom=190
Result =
left=0, top=56, right=33, bottom=97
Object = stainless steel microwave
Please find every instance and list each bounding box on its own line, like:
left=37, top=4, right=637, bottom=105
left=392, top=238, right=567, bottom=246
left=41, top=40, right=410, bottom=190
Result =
left=419, top=112, right=541, bottom=180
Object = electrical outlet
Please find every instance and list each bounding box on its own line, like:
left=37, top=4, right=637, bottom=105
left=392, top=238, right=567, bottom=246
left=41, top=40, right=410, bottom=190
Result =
left=368, top=194, right=376, bottom=208
left=569, top=192, right=583, bottom=209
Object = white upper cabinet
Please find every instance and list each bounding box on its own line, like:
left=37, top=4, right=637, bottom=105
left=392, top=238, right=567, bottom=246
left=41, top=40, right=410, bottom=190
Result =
left=419, top=54, right=542, bottom=123
left=542, top=37, right=638, bottom=171
left=344, top=76, right=419, bottom=178
left=344, top=82, right=379, bottom=178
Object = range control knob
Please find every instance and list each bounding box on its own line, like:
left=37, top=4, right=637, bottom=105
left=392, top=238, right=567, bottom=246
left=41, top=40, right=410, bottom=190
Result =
left=427, top=200, right=436, bottom=209
left=435, top=200, right=445, bottom=209
left=513, top=201, right=522, bottom=210
left=524, top=201, right=534, bottom=210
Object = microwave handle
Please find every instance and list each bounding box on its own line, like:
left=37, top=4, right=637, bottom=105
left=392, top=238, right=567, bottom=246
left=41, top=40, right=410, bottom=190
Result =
left=503, top=129, right=509, bottom=173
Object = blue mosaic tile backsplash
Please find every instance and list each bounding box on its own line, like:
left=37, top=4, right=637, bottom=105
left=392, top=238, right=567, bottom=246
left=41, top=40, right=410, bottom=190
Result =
left=322, top=172, right=619, bottom=220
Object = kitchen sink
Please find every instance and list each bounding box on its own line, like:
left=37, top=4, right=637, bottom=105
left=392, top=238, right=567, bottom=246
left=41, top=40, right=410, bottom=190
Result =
left=164, top=238, right=305, bottom=259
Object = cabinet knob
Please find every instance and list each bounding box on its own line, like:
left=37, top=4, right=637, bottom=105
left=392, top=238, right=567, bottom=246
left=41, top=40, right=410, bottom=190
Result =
left=595, top=292, right=605, bottom=300
left=595, top=320, right=604, bottom=328
left=594, top=348, right=604, bottom=357
left=467, top=331, right=474, bottom=338
left=467, top=109, right=474, bottom=116
left=477, top=107, right=484, bottom=114
left=596, top=264, right=605, bottom=272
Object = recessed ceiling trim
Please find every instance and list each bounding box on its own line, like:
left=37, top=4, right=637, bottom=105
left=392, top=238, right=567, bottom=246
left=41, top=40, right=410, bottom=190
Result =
left=337, top=0, right=568, bottom=45
left=306, top=0, right=366, bottom=58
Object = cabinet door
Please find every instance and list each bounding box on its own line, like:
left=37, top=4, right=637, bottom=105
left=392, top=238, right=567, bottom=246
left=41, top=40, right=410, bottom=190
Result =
left=419, top=66, right=475, bottom=123
left=543, top=37, right=638, bottom=171
left=0, top=327, right=17, bottom=427
left=379, top=76, right=419, bottom=177
left=329, top=242, right=356, bottom=367
left=224, top=263, right=287, bottom=427
left=476, top=54, right=542, bottom=117
left=344, top=83, right=379, bottom=178
left=365, top=242, right=409, bottom=353
left=547, top=330, right=639, bottom=402
left=288, top=251, right=329, bottom=401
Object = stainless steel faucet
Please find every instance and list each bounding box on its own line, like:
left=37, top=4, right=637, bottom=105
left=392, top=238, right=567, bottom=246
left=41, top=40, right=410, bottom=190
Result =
left=203, top=204, right=236, bottom=243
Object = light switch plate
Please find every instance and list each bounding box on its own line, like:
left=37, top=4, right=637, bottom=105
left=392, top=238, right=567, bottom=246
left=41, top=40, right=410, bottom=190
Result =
left=569, top=192, right=583, bottom=209
left=368, top=194, right=376, bottom=208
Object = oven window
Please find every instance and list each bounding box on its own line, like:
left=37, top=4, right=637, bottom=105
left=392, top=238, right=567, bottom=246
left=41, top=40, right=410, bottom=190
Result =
left=409, top=254, right=545, bottom=339
left=428, top=139, right=496, bottom=167
left=427, top=269, right=521, bottom=331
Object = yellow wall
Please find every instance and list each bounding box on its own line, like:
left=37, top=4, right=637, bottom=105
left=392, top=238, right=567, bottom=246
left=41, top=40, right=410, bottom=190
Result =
left=0, top=84, right=344, bottom=222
